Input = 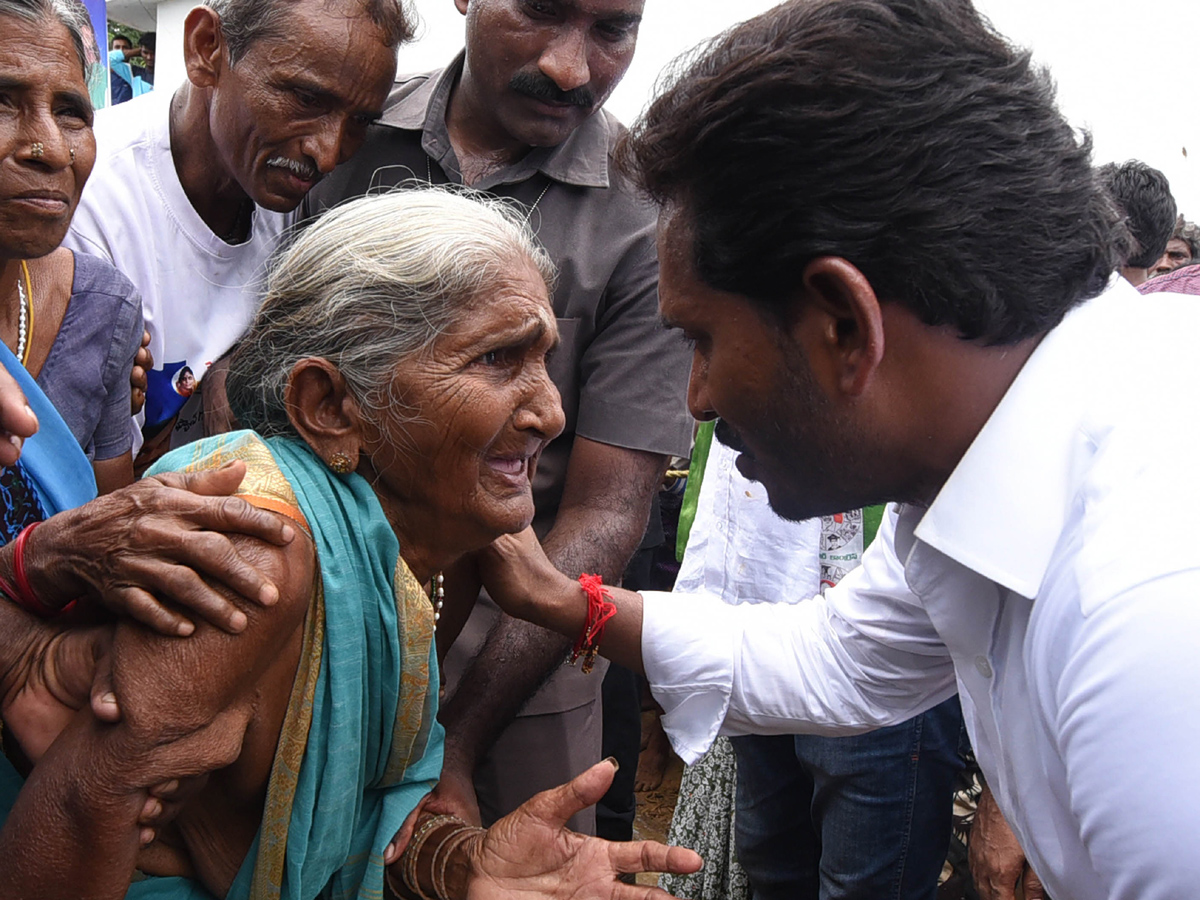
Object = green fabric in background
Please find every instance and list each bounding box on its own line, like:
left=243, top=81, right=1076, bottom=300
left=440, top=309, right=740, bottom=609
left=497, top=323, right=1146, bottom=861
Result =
left=676, top=420, right=715, bottom=561
left=862, top=504, right=886, bottom=549
left=675, top=421, right=887, bottom=560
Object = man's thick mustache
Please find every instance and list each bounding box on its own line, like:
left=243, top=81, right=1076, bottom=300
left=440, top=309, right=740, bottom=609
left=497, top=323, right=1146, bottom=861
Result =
left=714, top=418, right=748, bottom=453
left=509, top=71, right=595, bottom=108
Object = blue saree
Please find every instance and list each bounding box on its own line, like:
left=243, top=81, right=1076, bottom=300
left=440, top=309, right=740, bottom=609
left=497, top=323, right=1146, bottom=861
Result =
left=129, top=431, right=445, bottom=900
left=0, top=341, right=96, bottom=542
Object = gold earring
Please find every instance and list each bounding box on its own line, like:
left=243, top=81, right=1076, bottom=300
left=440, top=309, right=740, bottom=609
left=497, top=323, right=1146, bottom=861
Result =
left=30, top=143, right=44, bottom=158
left=328, top=451, right=354, bottom=474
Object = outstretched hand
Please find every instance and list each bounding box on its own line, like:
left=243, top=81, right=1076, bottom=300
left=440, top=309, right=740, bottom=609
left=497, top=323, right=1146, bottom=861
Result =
left=26, top=460, right=295, bottom=636
left=467, top=759, right=703, bottom=899
left=476, top=527, right=574, bottom=630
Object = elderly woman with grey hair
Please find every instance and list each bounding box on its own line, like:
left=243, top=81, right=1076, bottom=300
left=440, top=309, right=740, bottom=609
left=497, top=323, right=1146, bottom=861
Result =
left=0, top=189, right=702, bottom=900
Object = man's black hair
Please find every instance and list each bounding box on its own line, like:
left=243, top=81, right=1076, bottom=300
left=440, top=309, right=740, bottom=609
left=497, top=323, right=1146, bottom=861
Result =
left=1098, top=161, right=1177, bottom=268
left=138, top=30, right=155, bottom=50
left=622, top=0, right=1126, bottom=345
left=110, top=33, right=133, bottom=49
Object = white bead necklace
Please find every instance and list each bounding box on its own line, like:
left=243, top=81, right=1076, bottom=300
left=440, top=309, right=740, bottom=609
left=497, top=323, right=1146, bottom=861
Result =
left=15, top=267, right=28, bottom=364
left=432, top=572, right=444, bottom=627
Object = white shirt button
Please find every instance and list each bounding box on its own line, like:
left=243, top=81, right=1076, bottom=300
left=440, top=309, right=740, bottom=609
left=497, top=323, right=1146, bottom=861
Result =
left=975, top=656, right=993, bottom=678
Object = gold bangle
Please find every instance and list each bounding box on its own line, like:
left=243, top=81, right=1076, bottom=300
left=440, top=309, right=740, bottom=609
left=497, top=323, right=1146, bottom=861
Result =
left=432, top=825, right=485, bottom=900
left=402, top=815, right=460, bottom=900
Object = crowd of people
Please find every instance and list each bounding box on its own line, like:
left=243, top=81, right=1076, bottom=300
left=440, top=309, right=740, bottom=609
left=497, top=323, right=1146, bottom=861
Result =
left=0, top=0, right=1197, bottom=899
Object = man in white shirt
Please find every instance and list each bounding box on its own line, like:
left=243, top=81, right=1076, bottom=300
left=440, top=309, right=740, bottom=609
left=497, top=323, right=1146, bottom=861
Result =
left=479, top=1, right=1200, bottom=897
left=65, top=0, right=407, bottom=459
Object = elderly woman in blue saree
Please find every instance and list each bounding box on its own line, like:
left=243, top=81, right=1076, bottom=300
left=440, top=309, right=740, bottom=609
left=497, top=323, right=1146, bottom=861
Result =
left=0, top=0, right=147, bottom=529
left=0, top=188, right=702, bottom=900
left=0, top=0, right=291, bottom=644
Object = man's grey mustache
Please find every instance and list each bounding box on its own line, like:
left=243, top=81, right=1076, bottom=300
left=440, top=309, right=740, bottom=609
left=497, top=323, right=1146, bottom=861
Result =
left=509, top=71, right=594, bottom=108
left=267, top=156, right=321, bottom=183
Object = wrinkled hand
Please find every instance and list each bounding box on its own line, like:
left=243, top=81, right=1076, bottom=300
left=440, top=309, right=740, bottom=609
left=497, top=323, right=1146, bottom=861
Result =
left=0, top=365, right=37, bottom=467
left=384, top=760, right=482, bottom=863
left=466, top=759, right=702, bottom=899
left=1, top=625, right=113, bottom=764
left=27, top=460, right=295, bottom=636
left=969, top=784, right=1045, bottom=900
left=476, top=528, right=571, bottom=627
left=130, top=330, right=152, bottom=416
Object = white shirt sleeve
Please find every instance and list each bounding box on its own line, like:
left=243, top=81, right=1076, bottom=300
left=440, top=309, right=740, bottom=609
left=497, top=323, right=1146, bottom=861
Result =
left=1041, top=568, right=1200, bottom=899
left=642, top=505, right=958, bottom=763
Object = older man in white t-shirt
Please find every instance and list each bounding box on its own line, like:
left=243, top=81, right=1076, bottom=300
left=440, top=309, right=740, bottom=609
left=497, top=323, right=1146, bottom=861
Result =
left=66, top=0, right=405, bottom=460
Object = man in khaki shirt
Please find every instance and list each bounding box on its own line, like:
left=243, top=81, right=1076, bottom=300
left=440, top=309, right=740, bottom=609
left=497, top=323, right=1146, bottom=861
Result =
left=307, top=0, right=691, bottom=834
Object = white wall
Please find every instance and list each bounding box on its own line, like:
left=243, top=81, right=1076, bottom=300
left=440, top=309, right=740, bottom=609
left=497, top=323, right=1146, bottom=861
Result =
left=152, top=0, right=192, bottom=96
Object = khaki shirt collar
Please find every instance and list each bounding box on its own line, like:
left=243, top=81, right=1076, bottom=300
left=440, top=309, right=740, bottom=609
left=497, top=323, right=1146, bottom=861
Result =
left=378, top=52, right=613, bottom=190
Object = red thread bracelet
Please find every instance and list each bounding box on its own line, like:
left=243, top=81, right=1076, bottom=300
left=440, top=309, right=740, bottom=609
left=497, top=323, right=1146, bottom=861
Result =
left=11, top=522, right=66, bottom=618
left=571, top=573, right=616, bottom=674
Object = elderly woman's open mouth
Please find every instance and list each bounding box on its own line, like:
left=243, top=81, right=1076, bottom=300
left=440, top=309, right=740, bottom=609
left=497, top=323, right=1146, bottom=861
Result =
left=486, top=448, right=541, bottom=485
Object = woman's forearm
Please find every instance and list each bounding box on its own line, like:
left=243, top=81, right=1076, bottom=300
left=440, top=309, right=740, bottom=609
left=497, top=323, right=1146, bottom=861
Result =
left=0, top=711, right=145, bottom=900
left=0, top=597, right=41, bottom=704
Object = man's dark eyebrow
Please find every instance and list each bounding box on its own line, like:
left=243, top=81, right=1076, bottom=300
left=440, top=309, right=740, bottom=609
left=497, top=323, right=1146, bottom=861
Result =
left=0, top=75, right=28, bottom=91
left=603, top=12, right=641, bottom=26
left=285, top=76, right=383, bottom=119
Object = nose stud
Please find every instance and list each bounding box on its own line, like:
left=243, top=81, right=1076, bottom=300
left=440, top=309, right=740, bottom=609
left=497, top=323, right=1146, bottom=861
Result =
left=70, top=148, right=75, bottom=163
left=30, top=143, right=44, bottom=158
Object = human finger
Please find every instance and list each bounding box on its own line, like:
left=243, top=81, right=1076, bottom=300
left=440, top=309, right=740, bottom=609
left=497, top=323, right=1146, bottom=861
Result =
left=0, top=367, right=37, bottom=466
left=90, top=651, right=120, bottom=723
left=150, top=463, right=295, bottom=546
left=613, top=879, right=699, bottom=900
left=385, top=793, right=435, bottom=864
left=130, top=525, right=276, bottom=615
left=149, top=779, right=180, bottom=799
left=518, top=758, right=618, bottom=832
left=109, top=584, right=199, bottom=636
left=1023, top=866, right=1046, bottom=900
left=609, top=840, right=703, bottom=878
left=138, top=796, right=164, bottom=825
left=114, top=505, right=283, bottom=612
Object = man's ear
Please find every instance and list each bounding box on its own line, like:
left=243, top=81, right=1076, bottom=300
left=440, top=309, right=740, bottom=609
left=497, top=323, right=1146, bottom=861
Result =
left=285, top=358, right=363, bottom=469
left=183, top=6, right=225, bottom=89
left=794, top=256, right=885, bottom=397
left=454, top=0, right=469, bottom=16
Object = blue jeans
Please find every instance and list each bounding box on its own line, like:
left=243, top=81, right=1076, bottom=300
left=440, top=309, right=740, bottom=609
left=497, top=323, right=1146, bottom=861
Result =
left=732, top=695, right=964, bottom=900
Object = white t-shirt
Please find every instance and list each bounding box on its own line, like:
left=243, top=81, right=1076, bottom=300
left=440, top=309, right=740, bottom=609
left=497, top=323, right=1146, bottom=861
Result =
left=641, top=279, right=1200, bottom=899
left=64, top=90, right=293, bottom=445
